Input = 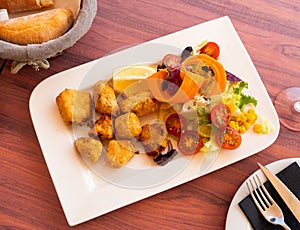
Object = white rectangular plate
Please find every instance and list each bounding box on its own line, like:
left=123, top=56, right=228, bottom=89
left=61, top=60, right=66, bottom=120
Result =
left=29, top=16, right=280, bottom=226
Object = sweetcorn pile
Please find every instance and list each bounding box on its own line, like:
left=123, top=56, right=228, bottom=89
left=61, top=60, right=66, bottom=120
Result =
left=229, top=109, right=258, bottom=134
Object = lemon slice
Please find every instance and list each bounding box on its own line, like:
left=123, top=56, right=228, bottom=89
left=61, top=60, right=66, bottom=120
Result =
left=113, top=64, right=157, bottom=93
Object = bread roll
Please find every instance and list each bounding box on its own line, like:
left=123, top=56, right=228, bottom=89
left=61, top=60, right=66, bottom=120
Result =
left=0, top=8, right=74, bottom=45
left=0, top=0, right=54, bottom=13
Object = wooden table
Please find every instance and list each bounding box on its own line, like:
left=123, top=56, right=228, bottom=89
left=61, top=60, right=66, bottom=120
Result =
left=1, top=0, right=299, bottom=229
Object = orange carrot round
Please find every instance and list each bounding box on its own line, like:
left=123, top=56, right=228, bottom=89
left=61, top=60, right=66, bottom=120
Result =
left=180, top=54, right=227, bottom=95
left=146, top=54, right=227, bottom=103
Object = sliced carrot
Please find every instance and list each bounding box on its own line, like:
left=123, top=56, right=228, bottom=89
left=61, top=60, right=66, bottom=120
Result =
left=147, top=69, right=169, bottom=80
left=180, top=54, right=227, bottom=95
left=146, top=54, right=227, bottom=103
left=146, top=69, right=198, bottom=103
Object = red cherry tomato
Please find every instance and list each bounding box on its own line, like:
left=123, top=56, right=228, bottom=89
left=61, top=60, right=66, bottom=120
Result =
left=210, top=104, right=231, bottom=128
left=200, top=42, right=220, bottom=59
left=215, top=126, right=241, bottom=150
left=165, top=113, right=187, bottom=137
left=177, top=130, right=203, bottom=155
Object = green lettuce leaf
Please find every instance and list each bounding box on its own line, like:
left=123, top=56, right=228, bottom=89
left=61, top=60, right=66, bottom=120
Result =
left=233, top=81, right=258, bottom=109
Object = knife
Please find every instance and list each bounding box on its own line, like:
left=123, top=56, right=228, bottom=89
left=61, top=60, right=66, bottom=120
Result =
left=258, top=163, right=300, bottom=223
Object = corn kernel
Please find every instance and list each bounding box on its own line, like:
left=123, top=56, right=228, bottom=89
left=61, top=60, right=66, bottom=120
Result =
left=254, top=113, right=258, bottom=120
left=248, top=109, right=255, bottom=114
left=229, top=121, right=236, bottom=127
left=235, top=116, right=241, bottom=122
left=239, top=125, right=247, bottom=133
left=241, top=115, right=247, bottom=123
left=244, top=122, right=251, bottom=130
left=253, top=124, right=263, bottom=133
left=246, top=113, right=255, bottom=122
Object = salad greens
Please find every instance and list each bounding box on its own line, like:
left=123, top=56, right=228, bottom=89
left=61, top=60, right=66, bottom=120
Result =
left=233, top=81, right=258, bottom=109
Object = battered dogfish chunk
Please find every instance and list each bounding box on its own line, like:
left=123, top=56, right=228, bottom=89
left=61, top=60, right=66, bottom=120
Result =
left=105, top=140, right=136, bottom=168
left=114, top=112, right=142, bottom=139
left=89, top=114, right=114, bottom=140
left=75, top=137, right=103, bottom=163
left=139, top=122, right=168, bottom=153
left=56, top=88, right=91, bottom=125
left=118, top=91, right=158, bottom=117
left=94, top=80, right=118, bottom=115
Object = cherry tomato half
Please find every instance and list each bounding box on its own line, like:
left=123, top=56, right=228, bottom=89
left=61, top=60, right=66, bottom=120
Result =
left=210, top=104, right=231, bottom=128
left=165, top=113, right=187, bottom=137
left=200, top=42, right=220, bottom=59
left=215, top=126, right=241, bottom=150
left=177, top=130, right=203, bottom=155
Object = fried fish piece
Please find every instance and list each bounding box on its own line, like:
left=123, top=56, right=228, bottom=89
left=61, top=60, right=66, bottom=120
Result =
left=56, top=88, right=92, bottom=125
left=139, top=121, right=168, bottom=156
left=118, top=91, right=158, bottom=117
left=105, top=139, right=136, bottom=168
left=114, top=112, right=142, bottom=139
left=89, top=114, right=114, bottom=140
left=75, top=137, right=103, bottom=163
left=94, top=80, right=119, bottom=116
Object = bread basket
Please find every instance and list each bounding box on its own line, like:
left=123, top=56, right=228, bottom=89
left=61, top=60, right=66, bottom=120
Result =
left=0, top=0, right=97, bottom=73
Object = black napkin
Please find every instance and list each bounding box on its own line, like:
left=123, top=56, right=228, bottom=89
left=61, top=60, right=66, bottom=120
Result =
left=239, top=162, right=300, bottom=230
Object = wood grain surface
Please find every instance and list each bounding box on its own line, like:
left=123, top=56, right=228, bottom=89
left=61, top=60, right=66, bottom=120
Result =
left=1, top=0, right=299, bottom=229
